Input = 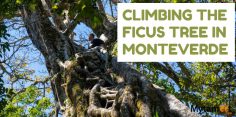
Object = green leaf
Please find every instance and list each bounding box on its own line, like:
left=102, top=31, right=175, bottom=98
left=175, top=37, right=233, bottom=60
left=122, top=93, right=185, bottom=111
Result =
left=16, top=0, right=23, bottom=4
left=52, top=5, right=58, bottom=10
left=29, top=4, right=37, bottom=11
left=82, top=4, right=86, bottom=11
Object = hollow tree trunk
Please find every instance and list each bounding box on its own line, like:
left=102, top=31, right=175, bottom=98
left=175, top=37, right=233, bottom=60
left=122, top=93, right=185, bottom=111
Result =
left=19, top=1, right=199, bottom=117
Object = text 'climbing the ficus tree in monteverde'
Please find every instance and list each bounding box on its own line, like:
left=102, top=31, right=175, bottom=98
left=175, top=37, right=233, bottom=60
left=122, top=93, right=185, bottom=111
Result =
left=117, top=3, right=235, bottom=62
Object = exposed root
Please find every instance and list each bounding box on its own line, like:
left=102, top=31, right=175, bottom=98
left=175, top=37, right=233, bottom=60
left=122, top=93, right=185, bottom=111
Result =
left=57, top=49, right=199, bottom=117
left=87, top=81, right=112, bottom=117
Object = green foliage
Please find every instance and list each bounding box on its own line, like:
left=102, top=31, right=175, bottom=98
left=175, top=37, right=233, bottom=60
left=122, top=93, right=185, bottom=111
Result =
left=176, top=63, right=236, bottom=114
left=208, top=0, right=233, bottom=2
left=28, top=97, right=51, bottom=116
left=134, top=62, right=236, bottom=115
left=153, top=78, right=176, bottom=94
left=51, top=0, right=103, bottom=29
left=15, top=0, right=38, bottom=11
left=0, top=76, right=7, bottom=115
left=135, top=63, right=176, bottom=94
left=0, top=22, right=10, bottom=58
left=0, top=0, right=38, bottom=16
left=112, top=43, right=118, bottom=56
left=131, top=0, right=196, bottom=3
left=0, top=86, right=52, bottom=117
left=0, top=0, right=18, bottom=19
left=153, top=111, right=159, bottom=117
left=0, top=21, right=9, bottom=115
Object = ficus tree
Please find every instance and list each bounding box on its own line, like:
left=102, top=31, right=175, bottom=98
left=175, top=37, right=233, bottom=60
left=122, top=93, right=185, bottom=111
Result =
left=0, top=0, right=235, bottom=117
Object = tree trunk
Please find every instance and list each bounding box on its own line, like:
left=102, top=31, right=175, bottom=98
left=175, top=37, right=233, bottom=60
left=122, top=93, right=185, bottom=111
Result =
left=19, top=1, right=199, bottom=117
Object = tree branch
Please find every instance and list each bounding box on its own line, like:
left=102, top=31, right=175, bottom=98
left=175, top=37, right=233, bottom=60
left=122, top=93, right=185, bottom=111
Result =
left=111, top=58, right=199, bottom=117
left=64, top=14, right=79, bottom=36
left=177, top=62, right=192, bottom=79
left=151, top=63, right=180, bottom=86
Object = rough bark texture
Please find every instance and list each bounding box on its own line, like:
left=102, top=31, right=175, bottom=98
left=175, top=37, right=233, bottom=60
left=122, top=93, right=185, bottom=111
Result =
left=19, top=1, right=200, bottom=117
